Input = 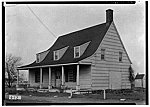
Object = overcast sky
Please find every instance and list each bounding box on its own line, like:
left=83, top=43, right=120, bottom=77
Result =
left=5, top=2, right=145, bottom=74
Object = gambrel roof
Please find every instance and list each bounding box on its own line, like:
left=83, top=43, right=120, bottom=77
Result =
left=18, top=9, right=132, bottom=69
left=18, top=22, right=110, bottom=69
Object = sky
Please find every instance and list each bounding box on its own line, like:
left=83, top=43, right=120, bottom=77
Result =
left=5, top=2, right=145, bottom=75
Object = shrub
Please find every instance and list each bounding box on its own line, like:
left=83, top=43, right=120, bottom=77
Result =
left=5, top=87, right=17, bottom=94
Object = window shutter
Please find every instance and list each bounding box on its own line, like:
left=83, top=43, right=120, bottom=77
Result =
left=65, top=68, right=68, bottom=82
left=73, top=70, right=76, bottom=82
left=35, top=71, right=37, bottom=83
left=35, top=70, right=40, bottom=83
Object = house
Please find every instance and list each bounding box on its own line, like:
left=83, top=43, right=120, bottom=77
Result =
left=17, top=9, right=132, bottom=90
left=135, top=73, right=145, bottom=88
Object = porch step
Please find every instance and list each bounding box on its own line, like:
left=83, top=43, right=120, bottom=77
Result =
left=37, top=89, right=49, bottom=93
left=27, top=88, right=37, bottom=92
left=16, top=87, right=26, bottom=91
left=65, top=89, right=92, bottom=94
left=49, top=89, right=60, bottom=93
left=65, top=89, right=80, bottom=94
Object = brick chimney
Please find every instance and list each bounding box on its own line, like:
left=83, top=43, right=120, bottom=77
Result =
left=106, top=9, right=113, bottom=23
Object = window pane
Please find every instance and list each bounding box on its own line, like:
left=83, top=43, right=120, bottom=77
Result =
left=68, top=70, right=73, bottom=82
left=54, top=51, right=59, bottom=60
left=101, top=55, right=104, bottom=60
left=101, top=49, right=105, bottom=60
left=74, top=47, right=80, bottom=58
left=119, top=52, right=122, bottom=62
left=35, top=70, right=40, bottom=83
left=75, top=52, right=79, bottom=57
left=36, top=54, right=39, bottom=62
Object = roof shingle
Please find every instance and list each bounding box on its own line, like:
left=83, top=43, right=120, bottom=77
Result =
left=18, top=22, right=110, bottom=69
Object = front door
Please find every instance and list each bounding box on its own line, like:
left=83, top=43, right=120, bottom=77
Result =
left=55, top=70, right=61, bottom=87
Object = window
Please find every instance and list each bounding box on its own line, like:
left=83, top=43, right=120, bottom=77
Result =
left=119, top=52, right=123, bottom=62
left=68, top=70, right=74, bottom=82
left=65, top=66, right=76, bottom=82
left=54, top=50, right=59, bottom=60
left=74, top=46, right=80, bottom=58
left=35, top=70, right=40, bottom=83
left=36, top=54, right=40, bottom=63
left=35, top=70, right=43, bottom=83
left=56, top=71, right=61, bottom=79
left=101, top=49, right=105, bottom=60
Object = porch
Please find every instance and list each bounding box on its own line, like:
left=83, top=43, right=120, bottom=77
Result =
left=17, top=64, right=92, bottom=90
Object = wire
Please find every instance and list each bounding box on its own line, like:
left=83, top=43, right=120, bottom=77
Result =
left=26, top=4, right=58, bottom=39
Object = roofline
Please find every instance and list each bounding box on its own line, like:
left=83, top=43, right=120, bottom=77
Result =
left=37, top=49, right=50, bottom=55
left=17, top=62, right=79, bottom=70
left=79, top=22, right=112, bottom=62
left=79, top=21, right=132, bottom=64
left=112, top=22, right=132, bottom=64
left=79, top=62, right=92, bottom=65
left=58, top=22, right=106, bottom=38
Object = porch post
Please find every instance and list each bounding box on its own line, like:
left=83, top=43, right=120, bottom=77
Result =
left=16, top=69, right=19, bottom=88
left=48, top=67, right=52, bottom=89
left=62, top=66, right=64, bottom=86
left=76, top=64, right=80, bottom=90
left=40, top=68, right=43, bottom=89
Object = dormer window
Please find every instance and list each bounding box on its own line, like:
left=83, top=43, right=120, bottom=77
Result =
left=36, top=54, right=40, bottom=63
left=74, top=46, right=80, bottom=58
left=54, top=50, right=59, bottom=60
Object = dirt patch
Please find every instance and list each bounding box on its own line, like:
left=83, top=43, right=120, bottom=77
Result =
left=4, top=88, right=146, bottom=105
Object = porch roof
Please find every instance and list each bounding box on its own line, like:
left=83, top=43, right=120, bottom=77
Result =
left=17, top=22, right=110, bottom=70
left=135, top=74, right=145, bottom=79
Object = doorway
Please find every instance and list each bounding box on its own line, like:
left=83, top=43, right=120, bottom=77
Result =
left=55, top=70, right=61, bottom=87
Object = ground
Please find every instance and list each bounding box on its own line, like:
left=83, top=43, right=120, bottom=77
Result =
left=4, top=87, right=146, bottom=105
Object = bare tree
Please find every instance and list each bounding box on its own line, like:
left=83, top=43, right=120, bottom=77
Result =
left=5, top=53, right=22, bottom=88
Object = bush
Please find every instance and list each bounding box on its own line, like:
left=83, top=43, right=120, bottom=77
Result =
left=5, top=87, right=17, bottom=94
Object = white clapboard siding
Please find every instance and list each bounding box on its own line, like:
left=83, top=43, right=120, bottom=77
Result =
left=102, top=41, right=122, bottom=47
left=92, top=84, right=109, bottom=87
left=51, top=70, right=56, bottom=87
left=109, top=71, right=122, bottom=89
left=29, top=69, right=40, bottom=87
left=101, top=44, right=124, bottom=50
left=92, top=70, right=109, bottom=90
left=104, top=48, right=125, bottom=53
left=65, top=82, right=76, bottom=89
left=80, top=22, right=131, bottom=90
left=104, top=36, right=120, bottom=41
left=79, top=65, right=92, bottom=89
left=93, top=80, right=109, bottom=83
left=93, top=61, right=130, bottom=66
left=121, top=71, right=130, bottom=75
left=92, top=73, right=109, bottom=76
left=43, top=70, right=49, bottom=88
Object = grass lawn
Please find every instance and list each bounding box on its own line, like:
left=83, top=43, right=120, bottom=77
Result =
left=4, top=87, right=146, bottom=104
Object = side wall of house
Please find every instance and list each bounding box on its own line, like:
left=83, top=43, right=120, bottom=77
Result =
left=42, top=68, right=49, bottom=88
left=51, top=70, right=56, bottom=87
left=29, top=68, right=49, bottom=88
left=80, top=22, right=131, bottom=90
left=29, top=69, right=39, bottom=87
left=79, top=65, right=92, bottom=89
